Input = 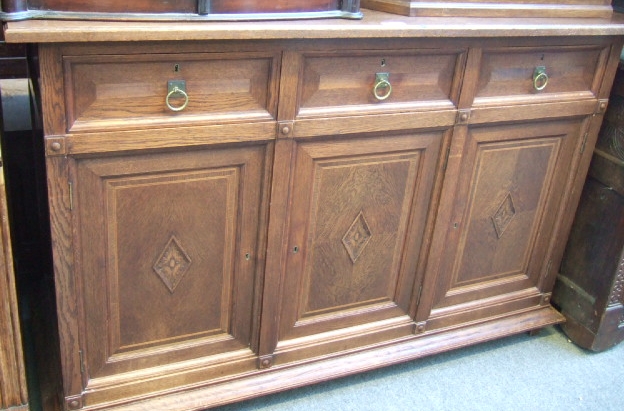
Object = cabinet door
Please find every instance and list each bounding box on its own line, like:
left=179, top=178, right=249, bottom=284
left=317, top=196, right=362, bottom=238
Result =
left=70, top=143, right=270, bottom=397
left=274, top=131, right=444, bottom=363
left=419, top=118, right=585, bottom=330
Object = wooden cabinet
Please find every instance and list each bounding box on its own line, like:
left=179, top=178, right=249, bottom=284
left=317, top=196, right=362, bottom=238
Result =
left=4, top=13, right=623, bottom=411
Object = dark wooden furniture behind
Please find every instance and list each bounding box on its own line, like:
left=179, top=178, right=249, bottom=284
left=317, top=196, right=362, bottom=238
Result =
left=2, top=10, right=624, bottom=411
left=0, top=124, right=29, bottom=411
left=0, top=0, right=362, bottom=21
left=553, top=64, right=624, bottom=352
left=0, top=43, right=31, bottom=410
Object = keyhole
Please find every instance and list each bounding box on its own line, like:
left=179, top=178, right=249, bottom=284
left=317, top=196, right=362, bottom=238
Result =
left=174, top=64, right=180, bottom=72
left=540, top=54, right=545, bottom=61
left=381, top=59, right=386, bottom=67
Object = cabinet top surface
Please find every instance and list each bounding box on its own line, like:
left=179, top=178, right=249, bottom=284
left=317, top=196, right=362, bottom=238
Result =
left=4, top=9, right=624, bottom=43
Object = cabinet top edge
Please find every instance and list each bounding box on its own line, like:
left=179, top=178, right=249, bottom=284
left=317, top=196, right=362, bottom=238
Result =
left=4, top=10, right=624, bottom=44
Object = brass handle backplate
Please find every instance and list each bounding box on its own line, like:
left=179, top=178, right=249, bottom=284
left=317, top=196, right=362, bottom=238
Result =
left=533, top=66, right=549, bottom=91
left=373, top=72, right=392, bottom=101
left=166, top=80, right=189, bottom=112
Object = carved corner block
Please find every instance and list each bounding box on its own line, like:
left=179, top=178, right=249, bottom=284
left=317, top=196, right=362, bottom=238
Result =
left=540, top=293, right=552, bottom=306
left=258, top=355, right=274, bottom=369
left=278, top=121, right=295, bottom=138
left=456, top=109, right=471, bottom=125
left=65, top=394, right=84, bottom=411
left=597, top=99, right=609, bottom=114
left=414, top=321, right=427, bottom=334
left=46, top=136, right=67, bottom=156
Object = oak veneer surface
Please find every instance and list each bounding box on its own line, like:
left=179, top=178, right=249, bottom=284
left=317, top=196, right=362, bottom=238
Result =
left=3, top=11, right=624, bottom=411
left=4, top=10, right=624, bottom=43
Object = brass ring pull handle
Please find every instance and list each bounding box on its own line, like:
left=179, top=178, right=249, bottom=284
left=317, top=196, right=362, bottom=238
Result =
left=166, top=80, right=189, bottom=112
left=533, top=66, right=549, bottom=91
left=373, top=73, right=392, bottom=101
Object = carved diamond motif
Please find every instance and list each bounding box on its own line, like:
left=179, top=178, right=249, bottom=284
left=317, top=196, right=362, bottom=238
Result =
left=492, top=193, right=516, bottom=239
left=153, top=236, right=192, bottom=293
left=342, top=211, right=372, bottom=263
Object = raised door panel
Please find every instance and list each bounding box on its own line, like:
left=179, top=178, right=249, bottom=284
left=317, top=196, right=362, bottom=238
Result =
left=420, top=119, right=584, bottom=330
left=71, top=143, right=270, bottom=400
left=274, top=131, right=445, bottom=363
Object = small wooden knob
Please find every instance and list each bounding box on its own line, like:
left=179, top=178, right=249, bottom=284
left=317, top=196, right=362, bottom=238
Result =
left=282, top=126, right=290, bottom=135
left=50, top=142, right=62, bottom=152
left=460, top=113, right=469, bottom=122
left=69, top=400, right=80, bottom=409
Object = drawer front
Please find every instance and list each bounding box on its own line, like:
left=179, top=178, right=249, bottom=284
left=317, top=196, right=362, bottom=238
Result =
left=64, top=52, right=280, bottom=132
left=297, top=49, right=465, bottom=117
left=474, top=45, right=608, bottom=105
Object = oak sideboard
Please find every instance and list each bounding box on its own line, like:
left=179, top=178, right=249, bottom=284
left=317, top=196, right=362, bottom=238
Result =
left=3, top=10, right=624, bottom=411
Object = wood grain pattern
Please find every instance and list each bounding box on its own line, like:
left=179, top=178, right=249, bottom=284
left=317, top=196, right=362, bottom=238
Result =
left=63, top=143, right=271, bottom=406
left=0, top=146, right=29, bottom=410
left=473, top=44, right=608, bottom=106
left=418, top=118, right=585, bottom=330
left=297, top=49, right=464, bottom=116
left=8, top=0, right=341, bottom=14
left=273, top=129, right=443, bottom=362
left=75, top=307, right=564, bottom=411
left=63, top=51, right=280, bottom=133
left=26, top=28, right=624, bottom=411
left=28, top=0, right=194, bottom=13
left=5, top=12, right=624, bottom=44
left=362, top=0, right=613, bottom=18
left=552, top=59, right=624, bottom=352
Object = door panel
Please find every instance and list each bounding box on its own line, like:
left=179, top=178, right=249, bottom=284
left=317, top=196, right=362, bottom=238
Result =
left=421, top=118, right=583, bottom=327
left=74, top=143, right=270, bottom=380
left=276, top=130, right=445, bottom=357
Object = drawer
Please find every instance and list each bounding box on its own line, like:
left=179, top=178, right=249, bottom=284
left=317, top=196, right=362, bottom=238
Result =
left=63, top=52, right=280, bottom=132
left=474, top=45, right=608, bottom=105
left=297, top=49, right=466, bottom=117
